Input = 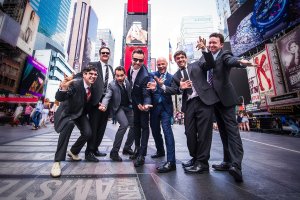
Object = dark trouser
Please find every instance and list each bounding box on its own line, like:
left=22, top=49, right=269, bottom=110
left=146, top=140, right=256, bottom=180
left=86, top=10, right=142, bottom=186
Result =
left=21, top=114, right=31, bottom=125
left=214, top=102, right=244, bottom=170
left=54, top=115, right=92, bottom=161
left=133, top=106, right=150, bottom=157
left=184, top=97, right=214, bottom=168
left=150, top=103, right=176, bottom=163
left=86, top=105, right=109, bottom=154
left=111, top=107, right=134, bottom=154
left=32, top=111, right=41, bottom=128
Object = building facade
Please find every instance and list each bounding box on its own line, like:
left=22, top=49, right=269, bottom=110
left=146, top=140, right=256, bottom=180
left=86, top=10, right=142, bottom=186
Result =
left=94, top=29, right=115, bottom=67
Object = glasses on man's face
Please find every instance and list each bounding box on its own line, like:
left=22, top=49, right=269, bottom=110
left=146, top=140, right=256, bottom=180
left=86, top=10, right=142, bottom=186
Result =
left=132, top=58, right=144, bottom=63
left=88, top=72, right=98, bottom=76
left=101, top=52, right=110, bottom=55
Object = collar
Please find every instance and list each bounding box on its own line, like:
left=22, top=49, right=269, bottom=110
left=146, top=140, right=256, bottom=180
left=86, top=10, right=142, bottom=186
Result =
left=100, top=60, right=108, bottom=67
left=212, top=50, right=221, bottom=60
left=131, top=66, right=141, bottom=72
left=83, top=80, right=90, bottom=90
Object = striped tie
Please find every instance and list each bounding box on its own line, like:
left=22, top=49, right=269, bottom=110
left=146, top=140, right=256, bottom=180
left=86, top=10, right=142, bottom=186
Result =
left=208, top=69, right=213, bottom=86
left=103, top=65, right=109, bottom=93
left=86, top=87, right=91, bottom=101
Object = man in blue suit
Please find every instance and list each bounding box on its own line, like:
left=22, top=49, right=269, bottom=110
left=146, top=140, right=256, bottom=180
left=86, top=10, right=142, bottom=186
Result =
left=149, top=57, right=176, bottom=173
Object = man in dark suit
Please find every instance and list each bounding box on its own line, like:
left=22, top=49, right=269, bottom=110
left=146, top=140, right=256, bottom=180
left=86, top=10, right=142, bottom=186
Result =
left=99, top=66, right=135, bottom=161
left=200, top=33, right=254, bottom=182
left=127, top=48, right=152, bottom=167
left=51, top=66, right=98, bottom=178
left=159, top=49, right=218, bottom=174
left=85, top=46, right=114, bottom=162
left=148, top=57, right=176, bottom=173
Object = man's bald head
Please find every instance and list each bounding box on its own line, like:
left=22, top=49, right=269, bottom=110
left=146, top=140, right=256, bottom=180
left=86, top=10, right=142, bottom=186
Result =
left=156, top=57, right=168, bottom=74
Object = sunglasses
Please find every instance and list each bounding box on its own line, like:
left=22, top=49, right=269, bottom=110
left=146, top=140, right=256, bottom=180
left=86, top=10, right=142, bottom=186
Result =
left=101, top=52, right=110, bottom=55
left=132, top=58, right=144, bottom=63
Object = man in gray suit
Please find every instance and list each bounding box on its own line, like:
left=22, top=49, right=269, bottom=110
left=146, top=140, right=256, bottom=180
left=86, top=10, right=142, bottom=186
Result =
left=99, top=66, right=135, bottom=161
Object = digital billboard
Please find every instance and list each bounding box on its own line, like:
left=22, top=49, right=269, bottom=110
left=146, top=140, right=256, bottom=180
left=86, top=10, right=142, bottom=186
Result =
left=276, top=25, right=300, bottom=92
left=126, top=15, right=148, bottom=45
left=127, top=0, right=148, bottom=14
left=19, top=56, right=47, bottom=97
left=228, top=0, right=300, bottom=56
left=16, top=2, right=40, bottom=55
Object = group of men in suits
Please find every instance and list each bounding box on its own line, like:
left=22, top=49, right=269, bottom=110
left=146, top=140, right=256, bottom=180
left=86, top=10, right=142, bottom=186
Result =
left=51, top=32, right=254, bottom=181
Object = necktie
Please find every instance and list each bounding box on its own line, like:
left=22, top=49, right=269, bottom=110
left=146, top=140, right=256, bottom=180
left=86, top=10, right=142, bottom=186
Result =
left=103, top=65, right=109, bottom=93
left=182, top=68, right=193, bottom=95
left=208, top=69, right=213, bottom=86
left=86, top=87, right=91, bottom=101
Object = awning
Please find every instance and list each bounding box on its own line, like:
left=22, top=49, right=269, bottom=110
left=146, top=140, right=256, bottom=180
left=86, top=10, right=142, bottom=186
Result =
left=0, top=97, right=38, bottom=103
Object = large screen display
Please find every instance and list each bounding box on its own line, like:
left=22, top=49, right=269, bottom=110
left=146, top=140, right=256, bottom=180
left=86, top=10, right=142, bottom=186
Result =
left=126, top=15, right=148, bottom=45
left=228, top=0, right=300, bottom=56
left=127, top=0, right=148, bottom=14
left=19, top=56, right=47, bottom=97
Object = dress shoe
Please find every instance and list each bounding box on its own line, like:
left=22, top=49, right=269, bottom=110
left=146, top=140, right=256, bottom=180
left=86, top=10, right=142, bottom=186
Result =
left=228, top=166, right=243, bottom=182
left=122, top=148, right=134, bottom=155
left=94, top=150, right=107, bottom=157
left=134, top=156, right=145, bottom=167
left=212, top=162, right=231, bottom=171
left=151, top=152, right=165, bottom=158
left=67, top=150, right=82, bottom=161
left=85, top=152, right=99, bottom=162
left=129, top=148, right=139, bottom=160
left=184, top=163, right=209, bottom=174
left=50, top=162, right=61, bottom=178
left=157, top=162, right=176, bottom=173
left=182, top=158, right=195, bottom=168
left=110, top=153, right=122, bottom=162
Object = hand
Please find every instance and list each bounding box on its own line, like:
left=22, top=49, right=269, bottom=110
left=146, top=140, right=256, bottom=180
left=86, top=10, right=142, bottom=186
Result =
left=180, top=78, right=192, bottom=89
left=98, top=103, right=107, bottom=112
left=60, top=74, right=75, bottom=90
left=239, top=59, right=257, bottom=67
left=196, top=36, right=206, bottom=50
left=143, top=104, right=153, bottom=111
left=155, top=75, right=165, bottom=86
left=147, top=79, right=157, bottom=90
left=137, top=104, right=144, bottom=111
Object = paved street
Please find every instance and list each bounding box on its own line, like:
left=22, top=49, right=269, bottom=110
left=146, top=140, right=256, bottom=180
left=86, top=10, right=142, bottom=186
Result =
left=0, top=122, right=300, bottom=200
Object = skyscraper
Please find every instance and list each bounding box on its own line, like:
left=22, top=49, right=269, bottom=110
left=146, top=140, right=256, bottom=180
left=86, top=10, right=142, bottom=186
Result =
left=229, top=0, right=246, bottom=14
left=30, top=0, right=71, bottom=52
left=216, top=0, right=231, bottom=40
left=95, top=29, right=115, bottom=67
left=67, top=0, right=91, bottom=72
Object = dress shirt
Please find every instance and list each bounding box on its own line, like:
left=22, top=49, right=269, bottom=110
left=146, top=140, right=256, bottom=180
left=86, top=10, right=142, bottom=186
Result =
left=100, top=60, right=113, bottom=86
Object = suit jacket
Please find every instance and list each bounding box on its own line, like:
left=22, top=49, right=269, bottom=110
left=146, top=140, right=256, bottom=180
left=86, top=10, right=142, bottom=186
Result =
left=127, top=65, right=151, bottom=106
left=54, top=79, right=90, bottom=133
left=88, top=61, right=114, bottom=106
left=165, top=53, right=218, bottom=112
left=101, top=79, right=132, bottom=112
left=206, top=49, right=246, bottom=107
left=150, top=71, right=173, bottom=116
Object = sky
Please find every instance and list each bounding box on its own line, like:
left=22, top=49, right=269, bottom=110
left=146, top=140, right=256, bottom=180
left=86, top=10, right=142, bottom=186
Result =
left=90, top=0, right=218, bottom=68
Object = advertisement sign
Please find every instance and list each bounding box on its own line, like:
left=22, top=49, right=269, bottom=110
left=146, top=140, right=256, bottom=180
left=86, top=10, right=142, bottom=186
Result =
left=16, top=3, right=40, bottom=55
left=150, top=58, right=156, bottom=72
left=252, top=50, right=276, bottom=106
left=126, top=15, right=148, bottom=45
left=246, top=66, right=260, bottom=103
left=265, top=44, right=286, bottom=96
left=19, top=56, right=47, bottom=97
left=124, top=46, right=148, bottom=73
left=127, top=0, right=148, bottom=14
left=228, top=0, right=300, bottom=56
left=0, top=10, right=20, bottom=47
left=276, top=25, right=300, bottom=92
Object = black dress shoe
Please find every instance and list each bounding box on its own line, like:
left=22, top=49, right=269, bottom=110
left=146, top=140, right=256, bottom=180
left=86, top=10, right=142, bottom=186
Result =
left=182, top=158, right=195, bottom=168
left=184, top=163, right=209, bottom=174
left=228, top=166, right=243, bottom=182
left=212, top=162, right=231, bottom=171
left=129, top=147, right=139, bottom=160
left=134, top=156, right=145, bottom=167
left=110, top=153, right=122, bottom=162
left=122, top=148, right=134, bottom=155
left=85, top=152, right=99, bottom=162
left=94, top=150, right=107, bottom=157
left=151, top=152, right=165, bottom=158
left=157, top=162, right=176, bottom=173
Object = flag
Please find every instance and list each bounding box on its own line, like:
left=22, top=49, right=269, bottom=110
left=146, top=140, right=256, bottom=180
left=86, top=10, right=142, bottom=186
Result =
left=169, top=41, right=173, bottom=64
left=100, top=39, right=106, bottom=47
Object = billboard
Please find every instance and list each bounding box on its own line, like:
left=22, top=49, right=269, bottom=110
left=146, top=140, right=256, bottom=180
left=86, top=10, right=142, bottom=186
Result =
left=228, top=0, right=300, bottom=56
left=126, top=15, right=148, bottom=45
left=0, top=10, right=20, bottom=47
left=19, top=56, right=47, bottom=97
left=276, top=25, right=300, bottom=92
left=150, top=58, right=156, bottom=72
left=127, top=0, right=148, bottom=14
left=16, top=2, right=40, bottom=55
left=246, top=66, right=260, bottom=103
left=124, top=46, right=148, bottom=72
